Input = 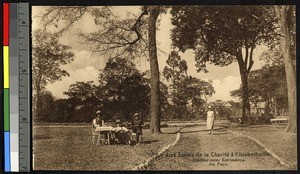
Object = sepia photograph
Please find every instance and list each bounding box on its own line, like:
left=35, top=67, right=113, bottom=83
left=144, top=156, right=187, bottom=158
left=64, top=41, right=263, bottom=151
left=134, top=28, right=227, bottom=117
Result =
left=32, top=5, right=297, bottom=170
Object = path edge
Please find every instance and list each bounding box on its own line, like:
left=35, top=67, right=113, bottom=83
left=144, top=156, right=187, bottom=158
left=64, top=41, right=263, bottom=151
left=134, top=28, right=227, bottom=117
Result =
left=132, top=127, right=182, bottom=170
left=227, top=129, right=290, bottom=169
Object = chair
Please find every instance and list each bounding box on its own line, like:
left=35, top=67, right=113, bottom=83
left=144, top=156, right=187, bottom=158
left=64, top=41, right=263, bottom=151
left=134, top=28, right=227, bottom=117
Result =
left=92, top=124, right=106, bottom=145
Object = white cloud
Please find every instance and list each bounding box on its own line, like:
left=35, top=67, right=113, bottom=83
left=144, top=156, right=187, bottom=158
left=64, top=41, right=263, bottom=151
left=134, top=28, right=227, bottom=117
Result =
left=61, top=50, right=105, bottom=71
left=208, top=76, right=241, bottom=102
left=46, top=66, right=99, bottom=99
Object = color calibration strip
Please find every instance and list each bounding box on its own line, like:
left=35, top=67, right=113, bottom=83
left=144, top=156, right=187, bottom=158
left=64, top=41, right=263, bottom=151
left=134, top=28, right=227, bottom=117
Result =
left=3, top=2, right=30, bottom=172
left=3, top=2, right=11, bottom=172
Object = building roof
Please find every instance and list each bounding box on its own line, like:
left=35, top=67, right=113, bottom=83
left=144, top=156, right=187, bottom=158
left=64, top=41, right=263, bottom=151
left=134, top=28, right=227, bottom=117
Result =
left=223, top=102, right=232, bottom=107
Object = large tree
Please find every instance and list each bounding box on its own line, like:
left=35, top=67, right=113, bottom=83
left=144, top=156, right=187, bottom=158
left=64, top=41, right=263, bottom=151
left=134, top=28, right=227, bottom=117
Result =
left=274, top=6, right=296, bottom=133
left=32, top=29, right=74, bottom=121
left=171, top=6, right=277, bottom=124
left=39, top=6, right=163, bottom=133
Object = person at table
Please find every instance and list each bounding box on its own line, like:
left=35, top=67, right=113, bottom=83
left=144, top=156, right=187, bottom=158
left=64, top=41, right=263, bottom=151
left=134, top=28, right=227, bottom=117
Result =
left=131, top=113, right=144, bottom=145
left=93, top=110, right=105, bottom=128
left=92, top=110, right=108, bottom=142
left=113, top=119, right=131, bottom=145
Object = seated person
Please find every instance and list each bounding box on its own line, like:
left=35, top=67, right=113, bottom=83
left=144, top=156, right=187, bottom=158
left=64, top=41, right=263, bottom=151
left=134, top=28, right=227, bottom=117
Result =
left=93, top=110, right=105, bottom=128
left=92, top=110, right=107, bottom=141
left=113, top=119, right=131, bottom=145
left=131, top=113, right=144, bottom=145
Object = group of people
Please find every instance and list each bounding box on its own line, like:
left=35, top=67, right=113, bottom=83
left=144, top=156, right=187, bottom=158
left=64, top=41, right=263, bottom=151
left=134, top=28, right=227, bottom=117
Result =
left=92, top=111, right=144, bottom=145
left=92, top=105, right=215, bottom=145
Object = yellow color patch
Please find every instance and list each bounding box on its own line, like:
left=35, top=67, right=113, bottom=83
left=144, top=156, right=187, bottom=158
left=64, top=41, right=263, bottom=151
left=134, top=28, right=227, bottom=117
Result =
left=3, top=46, right=9, bottom=88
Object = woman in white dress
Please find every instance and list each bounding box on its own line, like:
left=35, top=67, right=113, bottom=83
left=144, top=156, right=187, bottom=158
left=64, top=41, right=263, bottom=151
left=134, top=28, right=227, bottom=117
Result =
left=207, top=106, right=215, bottom=134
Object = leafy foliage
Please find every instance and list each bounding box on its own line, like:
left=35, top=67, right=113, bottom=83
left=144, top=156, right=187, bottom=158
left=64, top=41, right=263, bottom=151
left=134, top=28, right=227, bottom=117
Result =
left=171, top=5, right=277, bottom=72
left=63, top=81, right=99, bottom=122
left=163, top=51, right=214, bottom=119
left=33, top=91, right=56, bottom=122
left=231, top=65, right=287, bottom=115
left=171, top=6, right=278, bottom=123
left=32, top=29, right=74, bottom=89
left=32, top=29, right=74, bottom=121
left=99, top=57, right=150, bottom=121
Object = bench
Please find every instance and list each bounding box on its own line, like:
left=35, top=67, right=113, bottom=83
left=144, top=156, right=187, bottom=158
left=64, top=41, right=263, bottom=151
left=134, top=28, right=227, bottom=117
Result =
left=270, top=117, right=288, bottom=129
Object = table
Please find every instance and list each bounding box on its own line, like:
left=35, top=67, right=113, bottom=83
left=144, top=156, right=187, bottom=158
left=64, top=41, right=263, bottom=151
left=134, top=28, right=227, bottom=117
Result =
left=95, top=126, right=115, bottom=145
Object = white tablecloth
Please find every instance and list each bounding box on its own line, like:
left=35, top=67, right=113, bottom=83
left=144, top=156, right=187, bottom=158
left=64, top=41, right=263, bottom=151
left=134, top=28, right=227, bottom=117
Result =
left=95, top=126, right=114, bottom=132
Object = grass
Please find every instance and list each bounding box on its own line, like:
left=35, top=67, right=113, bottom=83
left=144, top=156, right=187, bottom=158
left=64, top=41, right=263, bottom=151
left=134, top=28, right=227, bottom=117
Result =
left=230, top=125, right=297, bottom=169
left=33, top=126, right=178, bottom=170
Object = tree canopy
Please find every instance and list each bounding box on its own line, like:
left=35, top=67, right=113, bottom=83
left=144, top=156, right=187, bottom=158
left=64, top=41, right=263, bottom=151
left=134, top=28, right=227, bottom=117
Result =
left=163, top=51, right=214, bottom=119
left=171, top=5, right=278, bottom=123
left=231, top=65, right=287, bottom=115
left=99, top=57, right=150, bottom=121
left=32, top=29, right=74, bottom=121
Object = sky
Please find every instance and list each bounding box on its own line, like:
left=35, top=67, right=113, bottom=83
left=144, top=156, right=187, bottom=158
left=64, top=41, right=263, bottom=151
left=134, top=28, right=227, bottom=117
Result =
left=32, top=6, right=268, bottom=102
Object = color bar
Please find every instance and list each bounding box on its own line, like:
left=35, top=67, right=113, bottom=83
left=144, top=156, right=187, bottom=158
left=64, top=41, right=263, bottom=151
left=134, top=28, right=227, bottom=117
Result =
left=3, top=3, right=9, bottom=45
left=3, top=46, right=9, bottom=88
left=4, top=89, right=9, bottom=131
left=10, top=3, right=19, bottom=172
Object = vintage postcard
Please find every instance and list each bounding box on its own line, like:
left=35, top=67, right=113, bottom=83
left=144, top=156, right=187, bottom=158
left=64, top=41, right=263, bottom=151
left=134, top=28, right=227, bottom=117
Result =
left=32, top=5, right=297, bottom=170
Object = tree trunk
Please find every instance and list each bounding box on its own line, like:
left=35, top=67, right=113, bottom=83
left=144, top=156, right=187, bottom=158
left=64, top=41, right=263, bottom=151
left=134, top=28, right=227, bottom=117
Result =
left=275, top=6, right=297, bottom=133
left=35, top=82, right=42, bottom=122
left=148, top=7, right=161, bottom=134
left=237, top=54, right=251, bottom=124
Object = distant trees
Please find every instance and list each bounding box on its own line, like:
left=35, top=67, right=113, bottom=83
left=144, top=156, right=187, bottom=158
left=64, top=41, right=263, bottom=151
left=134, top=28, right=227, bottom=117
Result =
left=163, top=51, right=215, bottom=119
left=36, top=57, right=151, bottom=123
left=63, top=81, right=99, bottom=122
left=99, top=57, right=150, bottom=121
left=32, top=29, right=74, bottom=122
left=163, top=51, right=187, bottom=119
left=231, top=65, right=287, bottom=117
left=34, top=91, right=56, bottom=122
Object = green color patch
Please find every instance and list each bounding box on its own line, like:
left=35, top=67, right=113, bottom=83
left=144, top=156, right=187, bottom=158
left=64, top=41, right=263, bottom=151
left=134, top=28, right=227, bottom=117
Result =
left=4, top=89, right=10, bottom=131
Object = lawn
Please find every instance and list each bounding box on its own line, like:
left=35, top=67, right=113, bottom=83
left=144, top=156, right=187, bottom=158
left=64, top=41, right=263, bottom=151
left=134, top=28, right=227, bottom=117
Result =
left=33, top=125, right=178, bottom=170
left=230, top=125, right=297, bottom=169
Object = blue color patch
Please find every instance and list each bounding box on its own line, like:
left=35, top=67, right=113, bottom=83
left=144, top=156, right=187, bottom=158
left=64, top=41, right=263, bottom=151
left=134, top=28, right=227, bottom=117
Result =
left=5, top=131, right=11, bottom=172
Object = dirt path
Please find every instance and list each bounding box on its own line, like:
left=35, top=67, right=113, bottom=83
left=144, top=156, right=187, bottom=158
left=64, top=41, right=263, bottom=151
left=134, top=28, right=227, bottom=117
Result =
left=148, top=126, right=288, bottom=170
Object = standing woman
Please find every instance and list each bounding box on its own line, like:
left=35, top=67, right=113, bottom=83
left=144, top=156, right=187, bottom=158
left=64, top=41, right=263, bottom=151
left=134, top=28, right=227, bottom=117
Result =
left=207, top=106, right=215, bottom=134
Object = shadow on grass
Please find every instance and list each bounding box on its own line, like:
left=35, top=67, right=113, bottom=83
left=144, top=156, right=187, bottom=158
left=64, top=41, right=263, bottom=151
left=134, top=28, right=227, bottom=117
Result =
left=162, top=132, right=178, bottom=135
left=211, top=131, right=228, bottom=135
left=180, top=127, right=226, bottom=134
